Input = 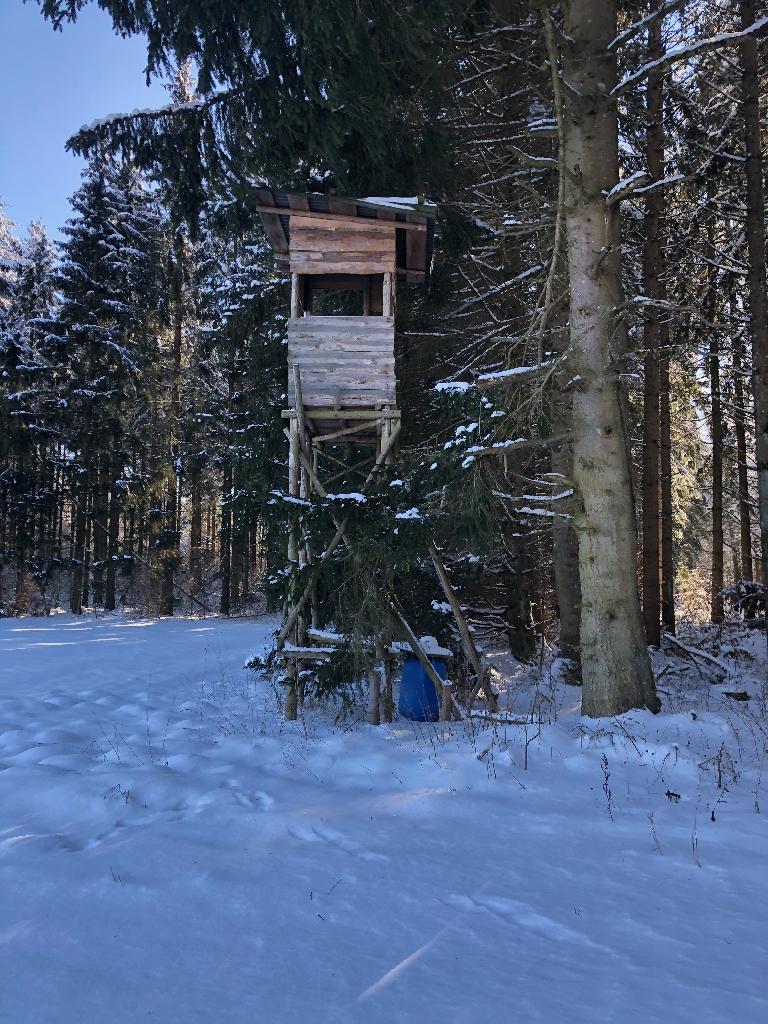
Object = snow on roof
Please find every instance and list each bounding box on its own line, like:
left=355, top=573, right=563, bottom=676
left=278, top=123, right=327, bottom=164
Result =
left=360, top=196, right=437, bottom=214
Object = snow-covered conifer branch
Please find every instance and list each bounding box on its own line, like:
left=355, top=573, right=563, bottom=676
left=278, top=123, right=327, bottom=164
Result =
left=613, top=16, right=768, bottom=95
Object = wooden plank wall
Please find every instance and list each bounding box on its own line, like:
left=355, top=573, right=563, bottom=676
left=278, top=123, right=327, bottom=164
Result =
left=289, top=216, right=396, bottom=276
left=287, top=316, right=396, bottom=408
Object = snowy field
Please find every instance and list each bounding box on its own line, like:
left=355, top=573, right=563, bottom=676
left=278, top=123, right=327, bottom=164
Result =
left=1, top=614, right=766, bottom=1023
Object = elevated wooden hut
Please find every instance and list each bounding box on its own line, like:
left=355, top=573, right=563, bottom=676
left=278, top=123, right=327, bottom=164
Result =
left=254, top=189, right=435, bottom=439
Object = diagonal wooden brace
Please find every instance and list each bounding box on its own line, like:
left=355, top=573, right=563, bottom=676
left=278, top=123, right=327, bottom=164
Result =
left=388, top=600, right=462, bottom=721
left=427, top=539, right=499, bottom=712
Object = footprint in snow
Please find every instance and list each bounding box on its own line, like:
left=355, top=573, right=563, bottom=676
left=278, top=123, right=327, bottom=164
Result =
left=444, top=893, right=609, bottom=951
left=2, top=831, right=88, bottom=854
left=226, top=786, right=274, bottom=811
left=288, top=823, right=388, bottom=862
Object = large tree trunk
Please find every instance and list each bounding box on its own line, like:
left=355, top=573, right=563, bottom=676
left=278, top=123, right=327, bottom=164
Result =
left=710, top=290, right=724, bottom=622
left=504, top=527, right=536, bottom=662
left=104, top=443, right=121, bottom=612
left=160, top=470, right=177, bottom=616
left=740, top=0, right=768, bottom=618
left=91, top=458, right=109, bottom=608
left=549, top=287, right=582, bottom=681
left=189, top=469, right=203, bottom=605
left=219, top=459, right=232, bottom=617
left=161, top=234, right=185, bottom=617
left=68, top=462, right=89, bottom=615
left=659, top=347, right=675, bottom=633
left=12, top=458, right=28, bottom=614
left=230, top=466, right=244, bottom=613
left=733, top=333, right=753, bottom=579
left=641, top=7, right=665, bottom=648
left=81, top=495, right=92, bottom=610
left=558, top=0, right=659, bottom=716
left=551, top=436, right=582, bottom=683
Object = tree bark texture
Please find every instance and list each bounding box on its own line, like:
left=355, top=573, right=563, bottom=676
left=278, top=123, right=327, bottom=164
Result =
left=641, top=7, right=665, bottom=647
left=740, top=1, right=768, bottom=612
left=659, top=348, right=675, bottom=632
left=104, top=475, right=120, bottom=612
left=551, top=435, right=582, bottom=682
left=91, top=461, right=109, bottom=608
left=709, top=277, right=724, bottom=622
left=559, top=0, right=659, bottom=715
left=733, top=334, right=753, bottom=579
left=190, top=470, right=203, bottom=601
left=68, top=465, right=89, bottom=615
left=219, top=458, right=232, bottom=617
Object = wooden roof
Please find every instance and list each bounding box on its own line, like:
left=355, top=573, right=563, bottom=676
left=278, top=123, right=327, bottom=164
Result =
left=253, top=189, right=436, bottom=283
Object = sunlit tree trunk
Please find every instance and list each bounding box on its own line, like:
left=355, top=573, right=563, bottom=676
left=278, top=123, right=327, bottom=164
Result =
left=709, top=258, right=724, bottom=622
left=219, top=459, right=232, bottom=616
left=558, top=0, right=659, bottom=715
left=733, top=333, right=753, bottom=579
left=641, top=7, right=665, bottom=647
left=739, top=0, right=768, bottom=618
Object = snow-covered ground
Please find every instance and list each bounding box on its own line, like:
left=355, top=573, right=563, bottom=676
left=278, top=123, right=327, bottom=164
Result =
left=1, top=614, right=766, bottom=1023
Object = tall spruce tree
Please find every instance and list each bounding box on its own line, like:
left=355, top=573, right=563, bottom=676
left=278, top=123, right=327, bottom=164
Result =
left=46, top=157, right=166, bottom=613
left=0, top=220, right=57, bottom=611
left=192, top=207, right=285, bottom=615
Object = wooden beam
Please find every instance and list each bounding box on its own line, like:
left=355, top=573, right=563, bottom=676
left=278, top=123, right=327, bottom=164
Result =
left=305, top=628, right=453, bottom=660
left=321, top=460, right=376, bottom=488
left=282, top=426, right=370, bottom=511
left=292, top=365, right=310, bottom=444
left=312, top=419, right=383, bottom=443
left=440, top=680, right=454, bottom=729
left=277, top=647, right=336, bottom=661
left=427, top=539, right=498, bottom=712
left=290, top=274, right=301, bottom=318
left=388, top=600, right=462, bottom=720
left=382, top=271, right=394, bottom=317
left=282, top=409, right=401, bottom=420
left=284, top=415, right=302, bottom=720
left=252, top=204, right=429, bottom=231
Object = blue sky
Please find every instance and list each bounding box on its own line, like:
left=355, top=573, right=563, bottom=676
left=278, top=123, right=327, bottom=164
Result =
left=0, top=2, right=166, bottom=237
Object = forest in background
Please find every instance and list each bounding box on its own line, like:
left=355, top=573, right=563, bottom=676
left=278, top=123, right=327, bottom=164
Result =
left=1, top=0, right=767, bottom=718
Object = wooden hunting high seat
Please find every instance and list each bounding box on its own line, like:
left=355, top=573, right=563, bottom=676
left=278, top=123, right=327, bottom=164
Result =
left=255, top=190, right=455, bottom=723
left=254, top=189, right=435, bottom=442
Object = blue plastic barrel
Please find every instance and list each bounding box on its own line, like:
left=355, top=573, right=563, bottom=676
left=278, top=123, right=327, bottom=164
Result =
left=398, top=653, right=446, bottom=722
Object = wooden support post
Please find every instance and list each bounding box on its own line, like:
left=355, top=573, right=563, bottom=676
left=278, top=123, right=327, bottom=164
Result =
left=296, top=612, right=307, bottom=708
left=284, top=666, right=299, bottom=720
left=290, top=273, right=301, bottom=318
left=366, top=665, right=381, bottom=725
left=287, top=418, right=300, bottom=564
left=380, top=417, right=390, bottom=463
left=285, top=416, right=301, bottom=720
left=427, top=539, right=499, bottom=712
left=378, top=633, right=394, bottom=723
left=382, top=271, right=393, bottom=317
left=440, top=680, right=454, bottom=738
